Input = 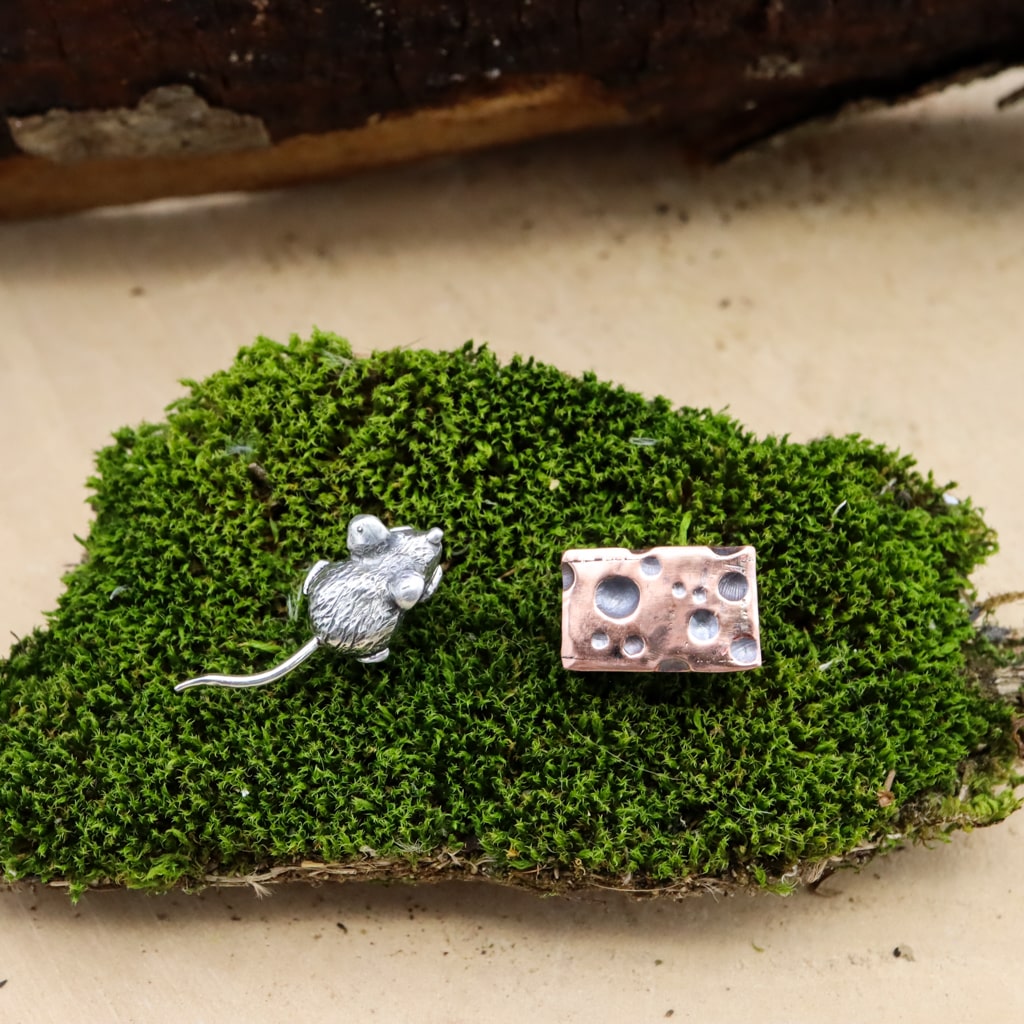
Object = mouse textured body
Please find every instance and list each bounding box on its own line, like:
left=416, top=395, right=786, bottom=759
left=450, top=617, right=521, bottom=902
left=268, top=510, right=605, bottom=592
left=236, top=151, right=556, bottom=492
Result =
left=304, top=516, right=445, bottom=661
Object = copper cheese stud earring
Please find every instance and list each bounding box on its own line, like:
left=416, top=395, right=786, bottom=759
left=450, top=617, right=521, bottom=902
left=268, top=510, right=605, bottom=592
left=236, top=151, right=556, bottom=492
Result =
left=560, top=545, right=760, bottom=672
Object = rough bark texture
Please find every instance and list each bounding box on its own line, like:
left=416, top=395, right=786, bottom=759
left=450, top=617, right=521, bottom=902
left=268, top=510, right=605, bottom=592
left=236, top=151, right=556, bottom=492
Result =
left=1, top=1, right=1023, bottom=217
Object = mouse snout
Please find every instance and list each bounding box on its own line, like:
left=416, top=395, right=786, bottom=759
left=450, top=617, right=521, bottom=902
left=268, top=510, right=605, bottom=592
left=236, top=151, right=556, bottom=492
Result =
left=427, top=527, right=444, bottom=546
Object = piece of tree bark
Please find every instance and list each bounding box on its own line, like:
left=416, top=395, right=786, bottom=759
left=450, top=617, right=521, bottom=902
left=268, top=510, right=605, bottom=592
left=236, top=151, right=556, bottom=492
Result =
left=1, top=1, right=1022, bottom=219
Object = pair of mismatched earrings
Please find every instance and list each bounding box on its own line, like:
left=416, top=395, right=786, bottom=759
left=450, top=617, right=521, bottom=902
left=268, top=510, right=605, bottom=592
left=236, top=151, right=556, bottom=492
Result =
left=175, top=514, right=760, bottom=693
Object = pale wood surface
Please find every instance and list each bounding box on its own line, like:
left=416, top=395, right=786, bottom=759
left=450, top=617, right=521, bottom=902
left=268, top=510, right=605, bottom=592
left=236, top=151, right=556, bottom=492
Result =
left=1, top=71, right=1022, bottom=1023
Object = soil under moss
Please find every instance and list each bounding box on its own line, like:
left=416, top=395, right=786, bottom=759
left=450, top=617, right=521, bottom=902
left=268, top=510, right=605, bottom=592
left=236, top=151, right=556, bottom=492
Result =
left=1, top=332, right=1020, bottom=898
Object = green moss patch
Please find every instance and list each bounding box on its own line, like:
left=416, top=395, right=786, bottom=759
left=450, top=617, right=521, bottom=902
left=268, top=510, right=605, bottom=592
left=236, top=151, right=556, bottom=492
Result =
left=1, top=332, right=1020, bottom=897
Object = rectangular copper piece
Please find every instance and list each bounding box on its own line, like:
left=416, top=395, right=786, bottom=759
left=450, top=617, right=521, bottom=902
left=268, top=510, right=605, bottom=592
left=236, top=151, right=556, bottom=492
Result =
left=560, top=545, right=761, bottom=672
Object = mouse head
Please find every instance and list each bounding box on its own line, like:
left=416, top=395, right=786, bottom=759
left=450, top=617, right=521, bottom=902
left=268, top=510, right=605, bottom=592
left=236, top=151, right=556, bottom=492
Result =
left=346, top=514, right=390, bottom=558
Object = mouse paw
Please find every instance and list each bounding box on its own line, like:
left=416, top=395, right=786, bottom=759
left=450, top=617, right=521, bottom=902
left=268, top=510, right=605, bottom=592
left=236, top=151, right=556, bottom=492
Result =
left=421, top=565, right=443, bottom=602
left=302, top=559, right=329, bottom=595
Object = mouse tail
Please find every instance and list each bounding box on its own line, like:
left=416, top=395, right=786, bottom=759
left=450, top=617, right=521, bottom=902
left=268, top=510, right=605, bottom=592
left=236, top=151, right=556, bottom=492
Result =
left=174, top=637, right=322, bottom=692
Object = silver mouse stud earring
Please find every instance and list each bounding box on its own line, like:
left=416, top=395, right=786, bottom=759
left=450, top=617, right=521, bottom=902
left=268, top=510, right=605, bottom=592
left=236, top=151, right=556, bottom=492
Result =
left=175, top=514, right=444, bottom=692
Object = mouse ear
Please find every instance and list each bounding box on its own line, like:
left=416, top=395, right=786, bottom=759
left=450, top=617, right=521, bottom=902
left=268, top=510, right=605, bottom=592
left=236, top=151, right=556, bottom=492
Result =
left=389, top=572, right=425, bottom=610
